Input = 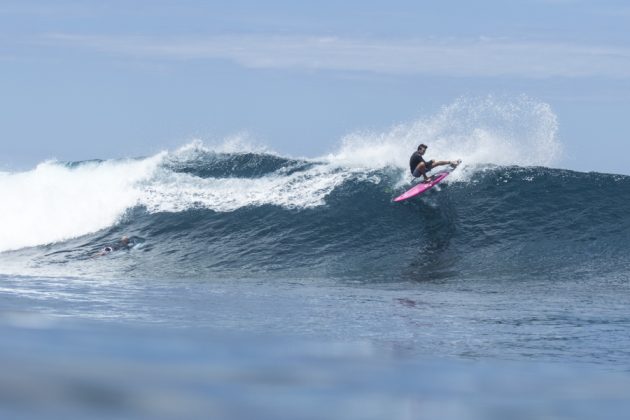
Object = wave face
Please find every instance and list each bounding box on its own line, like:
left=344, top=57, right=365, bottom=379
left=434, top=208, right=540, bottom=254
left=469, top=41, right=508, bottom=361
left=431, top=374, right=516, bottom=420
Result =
left=1, top=96, right=627, bottom=283
left=1, top=157, right=628, bottom=283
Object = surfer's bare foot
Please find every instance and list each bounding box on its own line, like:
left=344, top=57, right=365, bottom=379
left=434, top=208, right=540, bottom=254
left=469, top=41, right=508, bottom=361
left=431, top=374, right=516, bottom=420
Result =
left=450, top=159, right=462, bottom=168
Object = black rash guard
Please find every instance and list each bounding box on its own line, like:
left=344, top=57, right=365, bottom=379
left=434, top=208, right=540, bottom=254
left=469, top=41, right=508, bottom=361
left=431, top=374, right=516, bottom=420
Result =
left=409, top=151, right=425, bottom=174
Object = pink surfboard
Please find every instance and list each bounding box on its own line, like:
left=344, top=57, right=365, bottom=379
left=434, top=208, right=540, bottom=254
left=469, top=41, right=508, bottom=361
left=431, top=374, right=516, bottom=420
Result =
left=394, top=171, right=451, bottom=202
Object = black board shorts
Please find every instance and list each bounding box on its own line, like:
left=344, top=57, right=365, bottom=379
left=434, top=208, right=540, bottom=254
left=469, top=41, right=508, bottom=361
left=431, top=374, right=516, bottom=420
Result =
left=412, top=160, right=434, bottom=177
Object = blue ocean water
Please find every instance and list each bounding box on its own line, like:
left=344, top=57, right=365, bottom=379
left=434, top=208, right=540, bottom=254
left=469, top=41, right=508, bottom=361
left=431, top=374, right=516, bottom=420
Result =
left=1, top=99, right=629, bottom=418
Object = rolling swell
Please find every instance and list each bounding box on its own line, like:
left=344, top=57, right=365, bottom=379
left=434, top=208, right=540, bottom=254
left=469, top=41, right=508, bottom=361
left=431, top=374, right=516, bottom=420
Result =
left=2, top=151, right=629, bottom=284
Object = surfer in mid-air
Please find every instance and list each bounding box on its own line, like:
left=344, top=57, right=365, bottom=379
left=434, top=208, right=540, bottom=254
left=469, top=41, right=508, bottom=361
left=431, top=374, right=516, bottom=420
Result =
left=409, top=144, right=461, bottom=182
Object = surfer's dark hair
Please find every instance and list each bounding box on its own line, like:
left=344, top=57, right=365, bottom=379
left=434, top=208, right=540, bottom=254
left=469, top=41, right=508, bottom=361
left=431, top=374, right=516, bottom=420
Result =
left=418, top=144, right=427, bottom=150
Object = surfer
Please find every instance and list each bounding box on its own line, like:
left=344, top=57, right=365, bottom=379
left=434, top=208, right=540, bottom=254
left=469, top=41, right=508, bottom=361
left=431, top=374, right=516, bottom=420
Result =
left=409, top=144, right=461, bottom=182
left=96, top=236, right=132, bottom=256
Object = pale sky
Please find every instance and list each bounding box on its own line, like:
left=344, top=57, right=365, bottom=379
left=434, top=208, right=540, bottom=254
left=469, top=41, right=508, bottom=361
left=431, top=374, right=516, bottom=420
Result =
left=1, top=0, right=630, bottom=174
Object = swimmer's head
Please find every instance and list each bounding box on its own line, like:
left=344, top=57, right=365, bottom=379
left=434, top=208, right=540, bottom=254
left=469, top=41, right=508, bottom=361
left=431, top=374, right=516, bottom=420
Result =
left=121, top=236, right=130, bottom=245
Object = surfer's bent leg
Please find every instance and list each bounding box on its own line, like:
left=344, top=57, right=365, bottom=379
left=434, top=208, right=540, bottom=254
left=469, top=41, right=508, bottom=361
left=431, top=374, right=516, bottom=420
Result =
left=412, top=163, right=430, bottom=181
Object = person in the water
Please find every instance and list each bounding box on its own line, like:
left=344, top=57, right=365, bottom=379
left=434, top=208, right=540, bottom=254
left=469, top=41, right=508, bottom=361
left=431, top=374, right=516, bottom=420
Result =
left=96, top=236, right=132, bottom=256
left=409, top=144, right=461, bottom=182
